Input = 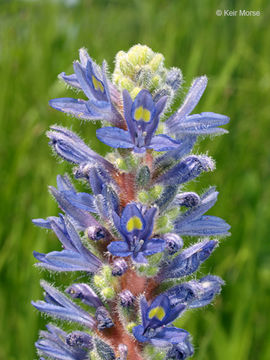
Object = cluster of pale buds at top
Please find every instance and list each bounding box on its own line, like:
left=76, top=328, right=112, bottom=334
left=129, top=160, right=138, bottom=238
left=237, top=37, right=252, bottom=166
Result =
left=32, top=44, right=230, bottom=360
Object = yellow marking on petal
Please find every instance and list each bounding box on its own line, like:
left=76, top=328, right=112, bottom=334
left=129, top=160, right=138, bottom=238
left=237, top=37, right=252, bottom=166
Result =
left=92, top=75, right=104, bottom=92
left=134, top=106, right=151, bottom=122
left=148, top=306, right=166, bottom=321
left=126, top=216, right=143, bottom=232
left=134, top=106, right=143, bottom=120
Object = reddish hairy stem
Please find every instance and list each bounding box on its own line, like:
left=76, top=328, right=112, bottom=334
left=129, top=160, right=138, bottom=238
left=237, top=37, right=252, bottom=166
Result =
left=113, top=172, right=136, bottom=207
left=97, top=266, right=159, bottom=359
left=98, top=314, right=144, bottom=360
left=102, top=161, right=159, bottom=358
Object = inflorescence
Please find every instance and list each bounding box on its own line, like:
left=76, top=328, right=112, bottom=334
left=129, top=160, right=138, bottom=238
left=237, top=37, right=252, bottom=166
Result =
left=32, top=44, right=230, bottom=360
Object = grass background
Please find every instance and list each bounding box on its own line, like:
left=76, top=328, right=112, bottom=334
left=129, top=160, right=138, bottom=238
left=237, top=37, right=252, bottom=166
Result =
left=0, top=0, right=270, bottom=359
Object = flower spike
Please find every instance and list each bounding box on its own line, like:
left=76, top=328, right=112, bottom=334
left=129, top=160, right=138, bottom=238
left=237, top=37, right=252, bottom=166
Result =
left=33, top=44, right=230, bottom=360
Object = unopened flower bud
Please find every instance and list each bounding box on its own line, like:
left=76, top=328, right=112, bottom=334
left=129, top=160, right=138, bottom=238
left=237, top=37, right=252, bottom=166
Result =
left=101, top=287, right=115, bottom=299
left=138, top=190, right=150, bottom=203
left=166, top=340, right=194, bottom=360
left=65, top=283, right=103, bottom=308
left=164, top=233, right=183, bottom=255
left=136, top=166, right=150, bottom=188
left=112, top=259, right=128, bottom=276
left=95, top=306, right=114, bottom=330
left=94, top=338, right=116, bottom=360
left=87, top=225, right=105, bottom=241
left=166, top=67, right=183, bottom=92
left=73, top=162, right=91, bottom=179
left=149, top=53, right=164, bottom=71
left=127, top=44, right=153, bottom=66
left=119, top=59, right=134, bottom=76
left=153, top=87, right=171, bottom=103
left=117, top=344, right=128, bottom=360
left=119, top=77, right=134, bottom=92
left=151, top=74, right=161, bottom=88
left=130, top=86, right=141, bottom=99
left=119, top=290, right=135, bottom=307
left=126, top=322, right=137, bottom=333
left=66, top=331, right=93, bottom=350
left=175, top=192, right=200, bottom=208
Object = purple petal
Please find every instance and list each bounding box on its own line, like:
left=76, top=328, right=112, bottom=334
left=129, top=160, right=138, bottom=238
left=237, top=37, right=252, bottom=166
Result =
left=49, top=98, right=94, bottom=121
left=158, top=240, right=218, bottom=279
left=166, top=76, right=208, bottom=129
left=142, top=238, right=165, bottom=256
left=85, top=60, right=108, bottom=102
left=132, top=325, right=148, bottom=343
left=131, top=89, right=155, bottom=127
left=79, top=48, right=91, bottom=67
left=32, top=216, right=59, bottom=229
left=120, top=203, right=146, bottom=237
left=140, top=296, right=148, bottom=328
left=107, top=241, right=132, bottom=257
left=173, top=112, right=230, bottom=135
left=149, top=134, right=180, bottom=151
left=175, top=215, right=231, bottom=236
left=154, top=135, right=197, bottom=167
left=146, top=294, right=170, bottom=329
left=166, top=275, right=224, bottom=309
left=58, top=72, right=81, bottom=89
left=33, top=250, right=98, bottom=273
left=73, top=61, right=94, bottom=100
left=49, top=186, right=99, bottom=230
left=140, top=207, right=157, bottom=240
left=64, top=218, right=102, bottom=267
left=144, top=95, right=167, bottom=144
left=150, top=327, right=189, bottom=347
left=50, top=220, right=75, bottom=251
left=123, top=90, right=136, bottom=142
left=56, top=175, right=76, bottom=193
left=132, top=252, right=148, bottom=264
left=64, top=191, right=96, bottom=213
left=96, top=127, right=133, bottom=149
left=156, top=155, right=214, bottom=186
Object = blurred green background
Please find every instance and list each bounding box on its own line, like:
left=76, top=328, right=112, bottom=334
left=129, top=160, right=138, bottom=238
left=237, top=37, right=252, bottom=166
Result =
left=1, top=0, right=270, bottom=359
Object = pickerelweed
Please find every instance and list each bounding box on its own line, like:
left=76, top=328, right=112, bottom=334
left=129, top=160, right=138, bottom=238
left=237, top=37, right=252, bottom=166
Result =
left=32, top=44, right=230, bottom=360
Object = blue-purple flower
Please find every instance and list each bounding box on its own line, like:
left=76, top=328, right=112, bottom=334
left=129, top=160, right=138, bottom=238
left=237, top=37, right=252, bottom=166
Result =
left=166, top=275, right=224, bottom=308
left=96, top=89, right=180, bottom=153
left=107, top=203, right=165, bottom=263
left=32, top=281, right=96, bottom=328
left=47, top=125, right=116, bottom=174
left=157, top=239, right=219, bottom=280
left=132, top=294, right=189, bottom=348
left=50, top=48, right=124, bottom=128
left=33, top=216, right=102, bottom=273
left=173, top=187, right=231, bottom=236
left=35, top=324, right=92, bottom=360
left=165, top=76, right=230, bottom=136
